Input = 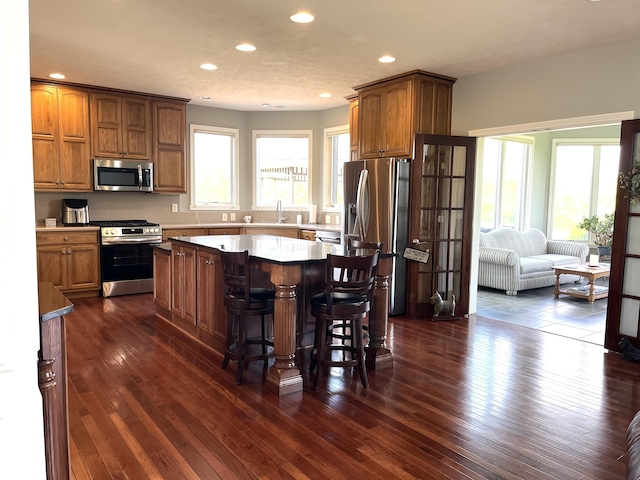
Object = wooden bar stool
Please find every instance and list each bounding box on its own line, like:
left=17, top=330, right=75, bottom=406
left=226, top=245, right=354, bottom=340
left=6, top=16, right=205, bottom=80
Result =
left=310, top=252, right=379, bottom=390
left=219, top=249, right=275, bottom=385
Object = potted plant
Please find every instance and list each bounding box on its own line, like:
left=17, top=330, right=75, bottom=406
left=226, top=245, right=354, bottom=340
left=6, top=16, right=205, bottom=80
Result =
left=577, top=213, right=615, bottom=255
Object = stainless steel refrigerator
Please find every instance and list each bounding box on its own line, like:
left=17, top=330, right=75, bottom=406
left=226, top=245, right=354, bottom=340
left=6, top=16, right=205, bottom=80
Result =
left=342, top=158, right=411, bottom=315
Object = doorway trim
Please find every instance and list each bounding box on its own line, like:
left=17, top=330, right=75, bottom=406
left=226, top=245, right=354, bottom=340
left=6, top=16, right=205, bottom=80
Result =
left=467, top=111, right=635, bottom=314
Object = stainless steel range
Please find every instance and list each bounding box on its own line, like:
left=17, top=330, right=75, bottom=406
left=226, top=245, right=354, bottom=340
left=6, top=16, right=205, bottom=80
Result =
left=91, top=220, right=162, bottom=297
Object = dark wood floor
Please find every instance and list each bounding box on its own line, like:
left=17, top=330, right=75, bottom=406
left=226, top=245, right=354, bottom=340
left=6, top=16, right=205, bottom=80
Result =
left=65, top=293, right=640, bottom=479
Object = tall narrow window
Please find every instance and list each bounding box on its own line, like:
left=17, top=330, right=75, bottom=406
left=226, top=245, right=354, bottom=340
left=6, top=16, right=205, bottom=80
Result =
left=190, top=125, right=239, bottom=209
left=549, top=141, right=619, bottom=240
left=480, top=136, right=532, bottom=230
left=323, top=125, right=349, bottom=209
left=253, top=130, right=312, bottom=208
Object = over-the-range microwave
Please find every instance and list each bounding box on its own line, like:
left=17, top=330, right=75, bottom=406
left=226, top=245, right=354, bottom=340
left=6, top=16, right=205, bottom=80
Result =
left=93, top=158, right=153, bottom=192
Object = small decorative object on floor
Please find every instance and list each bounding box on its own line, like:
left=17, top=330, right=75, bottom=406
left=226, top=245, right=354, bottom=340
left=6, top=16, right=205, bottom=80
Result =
left=430, top=291, right=457, bottom=320
left=619, top=336, right=640, bottom=363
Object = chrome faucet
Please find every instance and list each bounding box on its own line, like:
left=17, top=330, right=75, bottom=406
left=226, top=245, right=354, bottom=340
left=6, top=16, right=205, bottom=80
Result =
left=276, top=200, right=286, bottom=223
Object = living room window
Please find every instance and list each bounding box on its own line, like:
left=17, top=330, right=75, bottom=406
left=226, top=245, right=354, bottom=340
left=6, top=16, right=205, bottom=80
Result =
left=323, top=125, right=349, bottom=211
left=548, top=140, right=619, bottom=241
left=480, top=136, right=532, bottom=231
left=190, top=124, right=239, bottom=210
left=253, top=130, right=312, bottom=209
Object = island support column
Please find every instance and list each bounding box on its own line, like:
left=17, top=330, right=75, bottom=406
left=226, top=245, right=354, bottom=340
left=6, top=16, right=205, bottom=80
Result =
left=365, top=255, right=393, bottom=370
left=264, top=263, right=304, bottom=396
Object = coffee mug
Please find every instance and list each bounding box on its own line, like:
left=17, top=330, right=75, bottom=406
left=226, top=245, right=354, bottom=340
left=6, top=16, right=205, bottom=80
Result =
left=244, top=215, right=252, bottom=223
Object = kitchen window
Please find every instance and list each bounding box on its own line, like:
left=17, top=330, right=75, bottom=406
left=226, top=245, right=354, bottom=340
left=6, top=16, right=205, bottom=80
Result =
left=323, top=125, right=349, bottom=211
left=253, top=130, right=312, bottom=209
left=548, top=140, right=619, bottom=241
left=190, top=124, right=239, bottom=210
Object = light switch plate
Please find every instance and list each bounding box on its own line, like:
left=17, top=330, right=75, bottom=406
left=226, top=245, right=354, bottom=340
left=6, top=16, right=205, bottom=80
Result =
left=325, top=214, right=331, bottom=224
left=230, top=213, right=236, bottom=221
left=171, top=203, right=178, bottom=213
left=222, top=213, right=228, bottom=221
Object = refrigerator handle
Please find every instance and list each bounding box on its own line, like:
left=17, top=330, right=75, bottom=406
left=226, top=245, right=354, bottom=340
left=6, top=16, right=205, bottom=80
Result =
left=356, top=169, right=368, bottom=241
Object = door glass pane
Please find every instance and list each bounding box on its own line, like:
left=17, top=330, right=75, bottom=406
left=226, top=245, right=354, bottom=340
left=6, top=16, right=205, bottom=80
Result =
left=439, top=178, right=451, bottom=206
left=420, top=211, right=437, bottom=240
left=422, top=147, right=438, bottom=175
left=451, top=179, right=465, bottom=208
left=623, top=258, right=640, bottom=296
left=437, top=146, right=453, bottom=176
left=450, top=211, right=464, bottom=239
left=421, top=177, right=437, bottom=210
left=620, top=297, right=640, bottom=337
left=452, top=146, right=466, bottom=176
left=628, top=217, right=640, bottom=255
left=437, top=211, right=449, bottom=240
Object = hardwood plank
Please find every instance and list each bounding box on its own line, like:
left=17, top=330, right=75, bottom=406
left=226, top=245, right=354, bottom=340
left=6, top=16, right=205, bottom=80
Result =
left=64, top=294, right=638, bottom=479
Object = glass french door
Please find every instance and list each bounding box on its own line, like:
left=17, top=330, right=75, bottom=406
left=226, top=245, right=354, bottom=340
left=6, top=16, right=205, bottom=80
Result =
left=407, top=134, right=476, bottom=319
left=605, top=119, right=640, bottom=351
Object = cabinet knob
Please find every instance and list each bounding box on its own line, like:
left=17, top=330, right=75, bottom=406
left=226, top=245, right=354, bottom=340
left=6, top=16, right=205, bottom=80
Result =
left=64, top=237, right=69, bottom=241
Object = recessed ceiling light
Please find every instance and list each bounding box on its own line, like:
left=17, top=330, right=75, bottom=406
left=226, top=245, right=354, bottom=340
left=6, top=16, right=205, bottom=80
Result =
left=200, top=96, right=211, bottom=100
left=49, top=73, right=65, bottom=79
left=262, top=103, right=270, bottom=108
left=200, top=63, right=218, bottom=71
left=290, top=12, right=314, bottom=23
left=235, top=44, right=256, bottom=52
left=319, top=93, right=332, bottom=98
left=378, top=56, right=396, bottom=63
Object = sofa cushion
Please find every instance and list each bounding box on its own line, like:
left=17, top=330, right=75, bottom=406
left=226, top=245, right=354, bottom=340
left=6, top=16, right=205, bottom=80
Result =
left=528, top=254, right=580, bottom=267
left=519, top=257, right=553, bottom=275
left=479, top=228, right=548, bottom=257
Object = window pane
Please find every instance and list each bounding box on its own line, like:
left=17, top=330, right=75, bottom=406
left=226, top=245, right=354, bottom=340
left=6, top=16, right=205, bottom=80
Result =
left=193, top=130, right=235, bottom=206
left=480, top=139, right=499, bottom=229
left=551, top=145, right=594, bottom=240
left=330, top=132, right=349, bottom=206
left=500, top=141, right=527, bottom=228
left=256, top=134, right=310, bottom=207
left=597, top=145, right=620, bottom=216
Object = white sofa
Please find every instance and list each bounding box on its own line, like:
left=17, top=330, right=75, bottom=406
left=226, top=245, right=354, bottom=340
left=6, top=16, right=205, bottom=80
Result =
left=478, top=228, right=589, bottom=295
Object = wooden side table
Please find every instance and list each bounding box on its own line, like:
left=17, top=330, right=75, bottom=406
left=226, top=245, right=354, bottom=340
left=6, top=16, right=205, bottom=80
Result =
left=553, top=264, right=610, bottom=303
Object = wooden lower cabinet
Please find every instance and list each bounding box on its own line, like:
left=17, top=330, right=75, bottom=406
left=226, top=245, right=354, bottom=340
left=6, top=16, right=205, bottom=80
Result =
left=153, top=248, right=171, bottom=311
left=299, top=229, right=316, bottom=241
left=171, top=245, right=196, bottom=325
left=196, top=250, right=226, bottom=341
left=243, top=226, right=300, bottom=238
left=36, top=231, right=100, bottom=295
left=163, top=227, right=241, bottom=242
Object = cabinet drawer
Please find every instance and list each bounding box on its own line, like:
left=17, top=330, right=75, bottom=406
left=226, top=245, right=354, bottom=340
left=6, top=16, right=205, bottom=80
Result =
left=36, top=231, right=98, bottom=245
left=163, top=228, right=209, bottom=241
left=208, top=227, right=241, bottom=235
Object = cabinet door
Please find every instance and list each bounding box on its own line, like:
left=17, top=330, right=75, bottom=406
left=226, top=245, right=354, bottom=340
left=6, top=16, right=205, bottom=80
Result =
left=153, top=101, right=186, bottom=193
left=66, top=244, right=100, bottom=290
left=153, top=250, right=172, bottom=311
left=382, top=80, right=413, bottom=158
left=358, top=90, right=383, bottom=159
left=31, top=84, right=60, bottom=189
left=415, top=78, right=453, bottom=135
left=121, top=96, right=151, bottom=159
left=196, top=251, right=214, bottom=334
left=91, top=93, right=122, bottom=158
left=37, top=246, right=67, bottom=290
left=183, top=246, right=197, bottom=326
left=171, top=248, right=185, bottom=317
left=57, top=87, right=91, bottom=190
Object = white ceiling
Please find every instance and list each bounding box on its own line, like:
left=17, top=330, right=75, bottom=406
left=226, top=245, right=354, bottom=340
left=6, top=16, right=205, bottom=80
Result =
left=29, top=0, right=640, bottom=112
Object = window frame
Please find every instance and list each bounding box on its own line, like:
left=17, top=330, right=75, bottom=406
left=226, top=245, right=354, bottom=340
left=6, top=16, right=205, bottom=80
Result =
left=189, top=124, right=240, bottom=211
left=547, top=138, right=620, bottom=241
left=322, top=124, right=350, bottom=212
left=480, top=135, right=533, bottom=231
left=252, top=129, right=313, bottom=211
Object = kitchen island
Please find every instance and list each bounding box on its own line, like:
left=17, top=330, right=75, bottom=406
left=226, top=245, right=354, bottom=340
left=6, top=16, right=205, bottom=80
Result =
left=159, top=234, right=394, bottom=396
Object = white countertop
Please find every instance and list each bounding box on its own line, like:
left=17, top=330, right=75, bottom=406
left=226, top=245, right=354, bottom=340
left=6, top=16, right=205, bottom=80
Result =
left=35, top=222, right=340, bottom=232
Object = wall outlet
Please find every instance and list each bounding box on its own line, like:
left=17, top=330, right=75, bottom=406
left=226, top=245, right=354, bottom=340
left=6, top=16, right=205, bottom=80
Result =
left=335, top=215, right=340, bottom=225
left=325, top=214, right=331, bottom=224
left=230, top=213, right=236, bottom=222
left=222, top=213, right=228, bottom=222
left=171, top=203, right=178, bottom=213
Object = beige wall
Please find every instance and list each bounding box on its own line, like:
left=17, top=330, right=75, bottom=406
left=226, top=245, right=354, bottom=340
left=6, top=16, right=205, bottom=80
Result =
left=451, top=36, right=640, bottom=135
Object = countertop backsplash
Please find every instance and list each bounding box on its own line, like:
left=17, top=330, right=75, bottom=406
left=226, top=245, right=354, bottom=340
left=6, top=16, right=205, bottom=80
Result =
left=35, top=191, right=340, bottom=228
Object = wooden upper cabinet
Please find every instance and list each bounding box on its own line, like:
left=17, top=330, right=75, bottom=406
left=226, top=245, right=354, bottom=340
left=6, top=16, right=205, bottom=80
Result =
left=354, top=70, right=455, bottom=159
left=90, top=92, right=151, bottom=159
left=347, top=95, right=359, bottom=162
left=31, top=83, right=91, bottom=190
left=153, top=100, right=187, bottom=193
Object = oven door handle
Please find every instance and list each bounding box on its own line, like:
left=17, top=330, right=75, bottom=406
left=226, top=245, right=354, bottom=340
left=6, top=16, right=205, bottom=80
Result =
left=101, top=237, right=162, bottom=245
